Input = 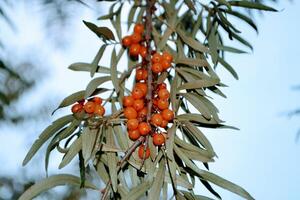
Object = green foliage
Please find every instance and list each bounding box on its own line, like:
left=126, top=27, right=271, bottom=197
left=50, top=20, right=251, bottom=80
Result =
left=20, top=0, right=277, bottom=200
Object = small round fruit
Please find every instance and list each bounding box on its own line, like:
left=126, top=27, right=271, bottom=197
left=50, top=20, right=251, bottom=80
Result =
left=162, top=51, right=173, bottom=63
left=158, top=89, right=170, bottom=99
left=93, top=97, right=103, bottom=104
left=138, top=145, right=150, bottom=159
left=151, top=53, right=162, bottom=63
left=94, top=105, right=105, bottom=116
left=134, top=23, right=144, bottom=34
left=122, top=36, right=132, bottom=47
left=160, top=119, right=168, bottom=128
left=157, top=99, right=169, bottom=110
left=124, top=107, right=138, bottom=119
left=138, top=107, right=147, bottom=118
left=151, top=63, right=163, bottom=74
left=123, top=96, right=134, bottom=107
left=138, top=122, right=151, bottom=136
left=132, top=87, right=144, bottom=99
left=162, top=109, right=174, bottom=121
left=139, top=46, right=147, bottom=58
left=153, top=97, right=159, bottom=106
left=142, top=69, right=148, bottom=80
left=151, top=113, right=163, bottom=126
left=136, top=82, right=147, bottom=96
left=131, top=33, right=142, bottom=44
left=129, top=44, right=141, bottom=57
left=84, top=101, right=96, bottom=114
left=153, top=133, right=165, bottom=146
left=127, top=118, right=139, bottom=130
left=71, top=103, right=83, bottom=113
left=161, top=59, right=171, bottom=70
left=133, top=99, right=144, bottom=111
left=157, top=83, right=166, bottom=90
left=136, top=68, right=144, bottom=81
left=128, top=129, right=140, bottom=141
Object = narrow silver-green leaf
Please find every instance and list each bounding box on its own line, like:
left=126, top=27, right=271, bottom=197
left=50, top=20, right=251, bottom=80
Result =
left=85, top=76, right=111, bottom=98
left=123, top=180, right=152, bottom=200
left=176, top=28, right=209, bottom=53
left=59, top=136, right=82, bottom=169
left=82, top=127, right=98, bottom=166
left=107, top=126, right=118, bottom=192
left=148, top=159, right=165, bottom=200
left=91, top=45, right=106, bottom=77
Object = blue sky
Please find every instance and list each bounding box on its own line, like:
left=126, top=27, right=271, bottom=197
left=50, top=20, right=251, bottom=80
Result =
left=0, top=1, right=300, bottom=199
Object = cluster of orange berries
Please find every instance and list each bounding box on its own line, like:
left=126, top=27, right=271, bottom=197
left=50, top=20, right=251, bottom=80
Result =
left=71, top=97, right=105, bottom=116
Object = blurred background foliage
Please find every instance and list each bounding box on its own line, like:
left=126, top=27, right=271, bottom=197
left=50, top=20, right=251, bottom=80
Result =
left=0, top=0, right=289, bottom=199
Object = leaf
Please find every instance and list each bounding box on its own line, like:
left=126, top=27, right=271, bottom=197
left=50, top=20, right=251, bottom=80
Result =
left=91, top=45, right=106, bottom=77
left=216, top=0, right=231, bottom=9
left=68, top=62, right=112, bottom=74
left=176, top=113, right=218, bottom=125
left=178, top=79, right=219, bottom=90
left=107, top=126, right=118, bottom=192
left=59, top=136, right=82, bottom=169
left=128, top=4, right=138, bottom=30
left=184, top=0, right=196, bottom=13
left=176, top=28, right=209, bottom=53
left=231, top=31, right=253, bottom=50
left=123, top=181, right=152, bottom=200
left=82, top=127, right=98, bottom=166
left=18, top=174, right=97, bottom=200
left=222, top=9, right=258, bottom=32
left=22, top=115, right=74, bottom=166
left=218, top=45, right=247, bottom=54
left=208, top=23, right=219, bottom=65
left=85, top=76, right=111, bottom=98
left=228, top=0, right=277, bottom=11
left=218, top=56, right=239, bottom=80
left=111, top=48, right=120, bottom=93
left=83, top=20, right=115, bottom=41
left=148, top=159, right=165, bottom=200
left=175, top=57, right=209, bottom=67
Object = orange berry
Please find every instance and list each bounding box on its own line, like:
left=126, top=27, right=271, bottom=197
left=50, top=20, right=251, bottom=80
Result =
left=124, top=107, right=138, bottom=119
left=151, top=53, right=162, bottom=63
left=151, top=63, right=163, bottom=74
left=153, top=97, right=159, bottom=106
left=157, top=99, right=169, bottom=110
left=123, top=96, right=134, bottom=107
left=93, top=97, right=103, bottom=104
left=138, top=122, right=151, bottom=136
left=153, top=133, right=165, bottom=146
left=158, top=89, right=170, bottom=99
left=71, top=103, right=83, bottom=113
left=122, top=36, right=132, bottom=47
left=162, top=51, right=173, bottom=63
left=157, top=83, right=167, bottom=90
left=151, top=113, right=163, bottom=126
left=136, top=82, right=147, bottom=96
left=134, top=23, right=144, bottom=34
left=130, top=33, right=142, bottom=44
left=142, top=69, right=148, bottom=80
left=139, top=46, right=147, bottom=58
left=128, top=129, right=140, bottom=141
left=138, top=107, right=147, bottom=118
left=94, top=105, right=105, bottom=116
left=138, top=145, right=150, bottom=159
left=160, top=120, right=168, bottom=128
left=84, top=101, right=96, bottom=114
left=127, top=118, right=139, bottom=130
left=132, top=87, right=144, bottom=99
left=162, top=109, right=174, bottom=121
left=136, top=68, right=144, bottom=81
left=129, top=43, right=141, bottom=57
left=133, top=99, right=144, bottom=111
left=161, top=59, right=171, bottom=70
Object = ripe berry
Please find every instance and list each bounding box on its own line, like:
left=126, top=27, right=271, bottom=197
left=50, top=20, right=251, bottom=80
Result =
left=153, top=97, right=159, bottom=106
left=127, top=119, right=139, bottom=130
left=131, top=33, right=142, bottom=44
left=84, top=101, right=96, bottom=114
left=139, top=46, right=147, bottom=58
left=138, top=107, right=147, bottom=118
left=151, top=53, right=162, bottom=63
left=122, top=36, right=132, bottom=47
left=158, top=89, right=170, bottom=99
left=123, top=96, right=134, bottom=107
left=71, top=103, right=83, bottom=113
left=162, top=109, right=174, bottom=121
left=151, top=62, right=163, bottom=74
left=157, top=83, right=167, bottom=90
left=151, top=113, right=163, bottom=126
left=153, top=133, right=165, bottom=146
left=136, top=68, right=144, bottom=81
left=161, top=59, right=171, bottom=70
left=142, top=69, right=148, bottom=80
left=162, top=51, right=173, bottom=63
left=133, top=99, right=144, bottom=111
left=128, top=129, right=140, bottom=141
left=134, top=23, right=144, bottom=34
left=138, top=122, right=151, bottom=136
left=124, top=107, right=138, bottom=119
left=94, top=105, right=105, bottom=116
left=93, top=97, right=103, bottom=104
left=132, top=87, right=144, bottom=99
left=138, top=145, right=150, bottom=159
left=129, top=43, right=141, bottom=57
left=160, top=119, right=168, bottom=128
left=135, top=82, right=147, bottom=96
left=157, top=99, right=169, bottom=110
